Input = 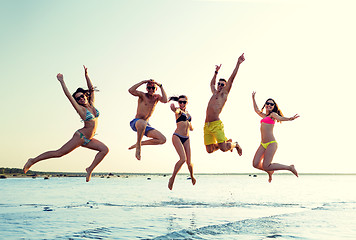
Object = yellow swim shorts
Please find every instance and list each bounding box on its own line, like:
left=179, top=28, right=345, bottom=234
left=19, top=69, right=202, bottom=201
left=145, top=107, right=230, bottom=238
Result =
left=204, top=120, right=228, bottom=145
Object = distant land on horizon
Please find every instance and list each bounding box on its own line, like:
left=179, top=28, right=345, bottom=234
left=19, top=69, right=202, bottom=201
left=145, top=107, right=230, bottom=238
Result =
left=0, top=167, right=355, bottom=176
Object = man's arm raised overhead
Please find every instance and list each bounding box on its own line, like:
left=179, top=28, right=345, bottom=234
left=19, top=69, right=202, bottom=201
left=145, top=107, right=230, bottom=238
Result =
left=210, top=64, right=221, bottom=94
left=225, top=53, right=245, bottom=93
left=128, top=80, right=151, bottom=98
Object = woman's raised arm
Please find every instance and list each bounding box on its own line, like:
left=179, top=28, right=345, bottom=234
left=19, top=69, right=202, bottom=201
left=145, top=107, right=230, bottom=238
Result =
left=57, top=73, right=82, bottom=113
left=252, top=91, right=265, bottom=118
left=83, top=65, right=95, bottom=104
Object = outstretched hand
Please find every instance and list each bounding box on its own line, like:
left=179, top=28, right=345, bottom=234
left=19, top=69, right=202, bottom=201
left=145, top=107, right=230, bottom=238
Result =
left=238, top=53, right=245, bottom=64
left=83, top=65, right=88, bottom=74
left=290, top=114, right=300, bottom=121
left=215, top=64, right=222, bottom=72
left=252, top=91, right=256, bottom=98
left=57, top=73, right=64, bottom=82
left=170, top=103, right=177, bottom=112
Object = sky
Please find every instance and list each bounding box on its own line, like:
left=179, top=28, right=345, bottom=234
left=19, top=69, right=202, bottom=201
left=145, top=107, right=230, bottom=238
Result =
left=1, top=0, right=355, bottom=174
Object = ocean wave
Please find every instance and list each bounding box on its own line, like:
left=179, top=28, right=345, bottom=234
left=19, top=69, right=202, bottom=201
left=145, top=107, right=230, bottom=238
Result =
left=152, top=201, right=356, bottom=240
left=2, top=200, right=305, bottom=211
left=151, top=213, right=305, bottom=240
left=64, top=199, right=301, bottom=209
left=64, top=227, right=112, bottom=240
left=6, top=200, right=354, bottom=213
left=312, top=201, right=356, bottom=211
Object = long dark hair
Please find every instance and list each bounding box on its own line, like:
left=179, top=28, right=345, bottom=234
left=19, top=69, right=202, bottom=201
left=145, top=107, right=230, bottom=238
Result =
left=72, top=88, right=91, bottom=105
left=169, top=95, right=188, bottom=102
left=261, top=98, right=284, bottom=122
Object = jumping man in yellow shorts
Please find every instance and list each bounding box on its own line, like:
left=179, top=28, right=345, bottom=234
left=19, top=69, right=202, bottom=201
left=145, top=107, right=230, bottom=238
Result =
left=204, top=53, right=245, bottom=155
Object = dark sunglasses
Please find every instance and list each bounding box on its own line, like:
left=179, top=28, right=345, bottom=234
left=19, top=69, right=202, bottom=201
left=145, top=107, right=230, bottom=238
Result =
left=266, top=102, right=275, bottom=106
left=218, top=83, right=226, bottom=87
left=178, top=101, right=187, bottom=104
left=75, top=94, right=85, bottom=101
left=147, top=86, right=156, bottom=90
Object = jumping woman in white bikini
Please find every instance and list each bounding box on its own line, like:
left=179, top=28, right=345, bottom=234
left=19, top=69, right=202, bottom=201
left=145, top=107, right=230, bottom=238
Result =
left=23, top=66, right=109, bottom=182
left=252, top=91, right=299, bottom=182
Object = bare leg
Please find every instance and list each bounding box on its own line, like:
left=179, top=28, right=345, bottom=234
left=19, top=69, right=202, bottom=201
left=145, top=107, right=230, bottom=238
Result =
left=218, top=140, right=242, bottom=156
left=23, top=132, right=83, bottom=173
left=83, top=138, right=109, bottom=182
left=227, top=139, right=233, bottom=152
left=183, top=139, right=196, bottom=186
left=130, top=120, right=147, bottom=160
left=205, top=144, right=219, bottom=153
left=129, top=128, right=166, bottom=160
left=267, top=171, right=274, bottom=183
left=253, top=145, right=274, bottom=182
left=141, top=129, right=166, bottom=146
left=290, top=165, right=298, bottom=177
left=263, top=143, right=298, bottom=178
left=169, top=135, right=186, bottom=190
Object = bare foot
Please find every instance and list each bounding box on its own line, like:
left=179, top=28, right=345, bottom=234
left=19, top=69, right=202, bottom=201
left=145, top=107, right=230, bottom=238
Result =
left=128, top=144, right=136, bottom=150
left=191, top=177, right=196, bottom=186
left=168, top=177, right=174, bottom=190
left=227, top=139, right=233, bottom=152
left=135, top=148, right=141, bottom=160
left=267, top=170, right=274, bottom=183
left=86, top=168, right=93, bottom=182
left=23, top=158, right=34, bottom=174
left=290, top=165, right=298, bottom=177
left=235, top=142, right=242, bottom=156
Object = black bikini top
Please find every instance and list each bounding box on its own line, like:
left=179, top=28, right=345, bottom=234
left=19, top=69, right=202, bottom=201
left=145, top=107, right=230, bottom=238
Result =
left=176, top=112, right=192, bottom=123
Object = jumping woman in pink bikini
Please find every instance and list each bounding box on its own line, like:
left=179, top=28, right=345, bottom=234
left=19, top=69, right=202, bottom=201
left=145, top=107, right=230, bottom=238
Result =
left=252, top=91, right=299, bottom=182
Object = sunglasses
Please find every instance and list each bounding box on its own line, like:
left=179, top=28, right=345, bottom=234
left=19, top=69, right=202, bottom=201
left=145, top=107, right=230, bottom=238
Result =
left=147, top=86, right=156, bottom=90
left=218, top=83, right=226, bottom=87
left=75, top=94, right=85, bottom=101
left=178, top=101, right=187, bottom=104
left=266, top=102, right=275, bottom=106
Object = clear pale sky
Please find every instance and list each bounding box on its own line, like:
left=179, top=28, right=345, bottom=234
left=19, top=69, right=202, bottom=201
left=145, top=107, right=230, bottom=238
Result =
left=1, top=0, right=355, bottom=174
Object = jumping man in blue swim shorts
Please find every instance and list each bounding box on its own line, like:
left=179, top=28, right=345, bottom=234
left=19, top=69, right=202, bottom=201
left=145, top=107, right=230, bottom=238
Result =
left=128, top=79, right=168, bottom=160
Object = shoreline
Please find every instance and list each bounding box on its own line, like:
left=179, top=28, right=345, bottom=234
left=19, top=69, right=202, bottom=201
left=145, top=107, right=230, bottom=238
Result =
left=1, top=167, right=355, bottom=180
left=1, top=172, right=356, bottom=180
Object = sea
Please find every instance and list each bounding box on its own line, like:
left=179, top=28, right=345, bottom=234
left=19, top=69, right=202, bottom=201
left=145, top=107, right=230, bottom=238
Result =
left=0, top=174, right=355, bottom=239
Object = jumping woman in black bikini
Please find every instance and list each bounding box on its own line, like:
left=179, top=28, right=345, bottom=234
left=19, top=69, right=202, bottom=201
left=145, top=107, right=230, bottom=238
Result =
left=168, top=95, right=196, bottom=190
left=23, top=66, right=109, bottom=182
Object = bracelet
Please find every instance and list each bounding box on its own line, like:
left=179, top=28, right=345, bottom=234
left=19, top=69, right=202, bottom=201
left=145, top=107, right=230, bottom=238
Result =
left=215, top=71, right=218, bottom=74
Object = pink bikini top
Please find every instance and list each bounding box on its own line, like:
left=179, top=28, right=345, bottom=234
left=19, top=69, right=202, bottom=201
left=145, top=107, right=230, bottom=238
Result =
left=260, top=116, right=275, bottom=125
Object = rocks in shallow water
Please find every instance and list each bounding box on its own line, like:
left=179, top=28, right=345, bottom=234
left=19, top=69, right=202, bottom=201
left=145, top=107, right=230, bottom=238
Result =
left=43, top=207, right=53, bottom=211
